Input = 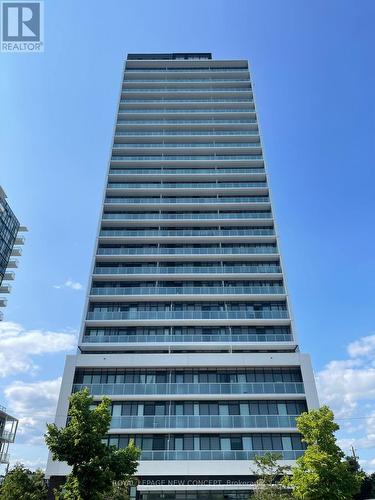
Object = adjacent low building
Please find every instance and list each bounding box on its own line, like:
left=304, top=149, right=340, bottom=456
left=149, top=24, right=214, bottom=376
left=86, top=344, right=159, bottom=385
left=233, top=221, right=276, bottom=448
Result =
left=0, top=404, right=18, bottom=474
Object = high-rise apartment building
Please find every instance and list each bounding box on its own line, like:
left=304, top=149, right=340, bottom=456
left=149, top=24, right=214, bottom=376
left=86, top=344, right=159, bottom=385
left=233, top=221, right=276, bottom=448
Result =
left=0, top=186, right=26, bottom=320
left=47, top=53, right=319, bottom=499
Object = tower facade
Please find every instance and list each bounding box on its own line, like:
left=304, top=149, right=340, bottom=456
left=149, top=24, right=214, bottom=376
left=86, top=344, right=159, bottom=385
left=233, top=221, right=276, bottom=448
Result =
left=47, top=53, right=319, bottom=499
left=0, top=186, right=27, bottom=320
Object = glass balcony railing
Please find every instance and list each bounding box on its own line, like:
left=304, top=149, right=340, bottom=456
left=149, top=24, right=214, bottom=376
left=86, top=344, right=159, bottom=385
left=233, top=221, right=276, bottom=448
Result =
left=120, top=99, right=253, bottom=104
left=110, top=155, right=263, bottom=161
left=0, top=429, right=16, bottom=442
left=115, top=131, right=259, bottom=137
left=0, top=452, right=10, bottom=463
left=117, top=119, right=257, bottom=125
left=90, top=285, right=285, bottom=297
left=108, top=167, right=265, bottom=175
left=112, top=142, right=261, bottom=149
left=72, top=381, right=304, bottom=396
left=96, top=246, right=278, bottom=256
left=118, top=108, right=255, bottom=114
left=109, top=414, right=297, bottom=430
left=138, top=449, right=302, bottom=461
left=125, top=68, right=249, bottom=73
left=107, top=182, right=266, bottom=189
left=100, top=228, right=275, bottom=237
left=93, top=265, right=281, bottom=275
left=101, top=213, right=271, bottom=222
left=82, top=333, right=293, bottom=344
left=123, top=78, right=251, bottom=83
left=104, top=196, right=270, bottom=205
left=86, top=310, right=289, bottom=321
left=84, top=333, right=292, bottom=344
left=121, top=88, right=251, bottom=93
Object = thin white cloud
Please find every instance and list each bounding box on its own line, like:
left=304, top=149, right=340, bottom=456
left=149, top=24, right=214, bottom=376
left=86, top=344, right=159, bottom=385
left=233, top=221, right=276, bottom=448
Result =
left=4, top=378, right=62, bottom=447
left=0, top=321, right=77, bottom=377
left=53, top=279, right=83, bottom=291
left=316, top=333, right=375, bottom=457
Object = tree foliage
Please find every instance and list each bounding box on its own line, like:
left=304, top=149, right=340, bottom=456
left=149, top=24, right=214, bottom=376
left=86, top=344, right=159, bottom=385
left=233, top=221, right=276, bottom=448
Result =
left=45, top=388, right=140, bottom=500
left=284, top=406, right=364, bottom=500
left=0, top=463, right=47, bottom=500
left=252, top=452, right=291, bottom=499
left=347, top=455, right=375, bottom=500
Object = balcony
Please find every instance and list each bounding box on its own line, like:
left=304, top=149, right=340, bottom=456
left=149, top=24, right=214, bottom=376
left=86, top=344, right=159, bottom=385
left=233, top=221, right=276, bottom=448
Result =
left=125, top=69, right=249, bottom=74
left=121, top=88, right=251, bottom=94
left=0, top=298, right=8, bottom=307
left=109, top=414, right=298, bottom=430
left=3, top=271, right=15, bottom=280
left=117, top=119, right=257, bottom=125
left=135, top=449, right=302, bottom=461
left=0, top=429, right=16, bottom=442
left=96, top=246, right=277, bottom=257
left=123, top=78, right=250, bottom=83
left=104, top=196, right=270, bottom=207
left=73, top=380, right=304, bottom=396
left=82, top=333, right=293, bottom=344
left=118, top=108, right=255, bottom=115
left=108, top=167, right=265, bottom=175
left=110, top=155, right=263, bottom=164
left=93, top=265, right=281, bottom=276
left=0, top=451, right=9, bottom=463
left=6, top=259, right=18, bottom=269
left=90, top=285, right=285, bottom=299
left=86, top=310, right=289, bottom=322
left=115, top=130, right=259, bottom=137
left=112, top=142, right=261, bottom=149
left=101, top=212, right=272, bottom=223
left=99, top=228, right=275, bottom=238
left=107, top=181, right=266, bottom=192
left=120, top=98, right=253, bottom=104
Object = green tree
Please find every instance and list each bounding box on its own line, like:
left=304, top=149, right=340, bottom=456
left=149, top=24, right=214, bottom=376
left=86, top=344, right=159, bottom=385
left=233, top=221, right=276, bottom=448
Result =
left=252, top=452, right=291, bottom=499
left=0, top=463, right=47, bottom=500
left=45, top=388, right=140, bottom=500
left=284, top=406, right=364, bottom=500
left=347, top=455, right=375, bottom=500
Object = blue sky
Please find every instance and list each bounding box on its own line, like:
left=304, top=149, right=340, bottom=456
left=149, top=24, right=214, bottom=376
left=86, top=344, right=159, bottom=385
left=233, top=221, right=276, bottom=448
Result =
left=1, top=0, right=375, bottom=471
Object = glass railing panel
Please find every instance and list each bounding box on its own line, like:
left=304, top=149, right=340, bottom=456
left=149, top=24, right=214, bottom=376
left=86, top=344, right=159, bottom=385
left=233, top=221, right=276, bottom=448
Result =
left=96, top=246, right=278, bottom=256
left=117, top=119, right=258, bottom=124
left=104, top=197, right=270, bottom=205
left=101, top=213, right=272, bottom=221
left=115, top=131, right=259, bottom=136
left=99, top=229, right=275, bottom=237
left=86, top=310, right=290, bottom=321
left=121, top=88, right=252, bottom=93
left=118, top=109, right=255, bottom=114
left=82, top=333, right=293, bottom=343
left=93, top=265, right=281, bottom=275
left=72, top=381, right=304, bottom=396
left=112, top=143, right=261, bottom=148
left=109, top=415, right=298, bottom=429
left=107, top=182, right=266, bottom=189
left=108, top=168, right=265, bottom=174
left=110, top=155, right=263, bottom=161
left=120, top=99, right=253, bottom=103
left=123, top=78, right=251, bottom=82
left=136, top=450, right=302, bottom=461
left=90, top=285, right=286, bottom=296
left=124, top=68, right=249, bottom=73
